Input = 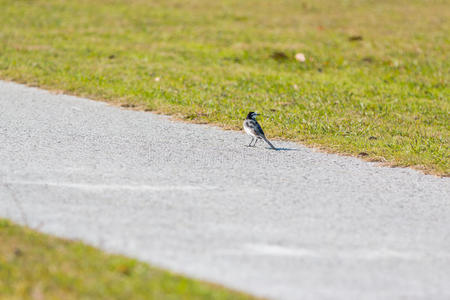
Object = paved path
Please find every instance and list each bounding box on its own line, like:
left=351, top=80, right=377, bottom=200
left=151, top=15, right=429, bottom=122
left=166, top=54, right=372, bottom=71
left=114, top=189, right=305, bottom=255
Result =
left=0, top=81, right=449, bottom=300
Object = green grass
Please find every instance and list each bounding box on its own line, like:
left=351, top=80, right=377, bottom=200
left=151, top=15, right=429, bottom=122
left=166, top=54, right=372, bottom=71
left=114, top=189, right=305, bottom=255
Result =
left=0, top=219, right=258, bottom=300
left=0, top=0, right=448, bottom=175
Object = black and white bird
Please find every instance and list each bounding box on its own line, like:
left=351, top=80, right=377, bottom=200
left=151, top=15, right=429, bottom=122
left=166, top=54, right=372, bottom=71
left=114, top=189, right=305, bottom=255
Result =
left=243, top=112, right=276, bottom=150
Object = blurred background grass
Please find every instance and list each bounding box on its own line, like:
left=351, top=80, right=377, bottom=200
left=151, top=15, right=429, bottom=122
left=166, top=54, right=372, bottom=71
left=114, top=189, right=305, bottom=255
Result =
left=0, top=0, right=448, bottom=174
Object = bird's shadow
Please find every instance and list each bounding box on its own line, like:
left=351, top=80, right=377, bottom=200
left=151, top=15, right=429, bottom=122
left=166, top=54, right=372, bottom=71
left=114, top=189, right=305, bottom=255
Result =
left=268, top=147, right=301, bottom=151
left=245, top=145, right=301, bottom=151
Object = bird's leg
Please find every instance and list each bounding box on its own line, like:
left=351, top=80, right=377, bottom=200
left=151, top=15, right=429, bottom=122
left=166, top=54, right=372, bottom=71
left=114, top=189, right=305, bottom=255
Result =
left=248, top=137, right=254, bottom=147
left=253, top=138, right=258, bottom=147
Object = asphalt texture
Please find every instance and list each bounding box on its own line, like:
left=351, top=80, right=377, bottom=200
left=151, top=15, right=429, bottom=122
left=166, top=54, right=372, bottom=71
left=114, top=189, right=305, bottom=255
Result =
left=1, top=81, right=449, bottom=300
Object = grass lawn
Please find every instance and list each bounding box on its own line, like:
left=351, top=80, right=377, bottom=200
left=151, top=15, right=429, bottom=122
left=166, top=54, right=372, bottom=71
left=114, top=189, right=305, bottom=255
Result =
left=0, top=219, right=258, bottom=300
left=0, top=0, right=448, bottom=175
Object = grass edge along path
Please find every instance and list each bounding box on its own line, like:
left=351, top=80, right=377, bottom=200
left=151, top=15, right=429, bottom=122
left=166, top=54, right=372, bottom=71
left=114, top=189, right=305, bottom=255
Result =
left=0, top=0, right=448, bottom=176
left=0, top=219, right=261, bottom=300
left=3, top=77, right=448, bottom=177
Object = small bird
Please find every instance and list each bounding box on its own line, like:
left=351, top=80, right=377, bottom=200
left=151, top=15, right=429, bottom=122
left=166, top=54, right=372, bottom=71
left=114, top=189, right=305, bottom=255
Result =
left=243, top=112, right=276, bottom=150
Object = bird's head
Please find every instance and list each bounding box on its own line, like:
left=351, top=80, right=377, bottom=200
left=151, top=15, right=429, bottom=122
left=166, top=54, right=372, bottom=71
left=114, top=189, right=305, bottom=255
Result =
left=246, top=111, right=259, bottom=120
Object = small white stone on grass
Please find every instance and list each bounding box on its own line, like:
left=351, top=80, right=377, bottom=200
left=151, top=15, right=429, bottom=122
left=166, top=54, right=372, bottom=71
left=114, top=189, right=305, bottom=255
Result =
left=295, top=53, right=306, bottom=62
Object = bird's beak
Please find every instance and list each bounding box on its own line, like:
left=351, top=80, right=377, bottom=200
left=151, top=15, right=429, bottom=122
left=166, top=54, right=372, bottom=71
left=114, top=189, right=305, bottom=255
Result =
left=254, top=112, right=260, bottom=116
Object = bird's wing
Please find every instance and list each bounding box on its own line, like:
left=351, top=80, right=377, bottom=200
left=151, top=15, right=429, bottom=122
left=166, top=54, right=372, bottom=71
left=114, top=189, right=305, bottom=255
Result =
left=247, top=119, right=265, bottom=137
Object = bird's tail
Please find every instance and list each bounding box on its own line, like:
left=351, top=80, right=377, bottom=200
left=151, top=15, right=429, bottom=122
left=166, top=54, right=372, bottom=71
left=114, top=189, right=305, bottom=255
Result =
left=263, top=136, right=277, bottom=150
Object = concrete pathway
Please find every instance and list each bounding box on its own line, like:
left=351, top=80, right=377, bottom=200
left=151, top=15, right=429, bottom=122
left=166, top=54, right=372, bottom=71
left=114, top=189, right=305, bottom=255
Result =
left=0, top=81, right=449, bottom=300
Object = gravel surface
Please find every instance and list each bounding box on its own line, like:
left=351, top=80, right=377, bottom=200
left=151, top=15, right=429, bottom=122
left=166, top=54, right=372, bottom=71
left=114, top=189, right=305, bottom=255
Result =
left=1, top=81, right=449, bottom=300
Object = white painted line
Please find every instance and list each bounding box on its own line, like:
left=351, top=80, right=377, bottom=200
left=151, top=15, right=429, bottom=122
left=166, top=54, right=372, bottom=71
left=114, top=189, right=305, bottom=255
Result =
left=4, top=180, right=216, bottom=192
left=243, top=244, right=320, bottom=257
left=241, top=243, right=447, bottom=260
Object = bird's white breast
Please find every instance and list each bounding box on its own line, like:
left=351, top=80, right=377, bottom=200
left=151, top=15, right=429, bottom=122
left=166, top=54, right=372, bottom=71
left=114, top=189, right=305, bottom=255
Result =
left=243, top=120, right=256, bottom=137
